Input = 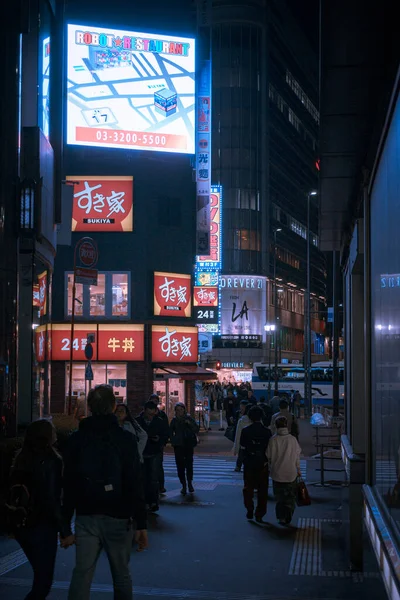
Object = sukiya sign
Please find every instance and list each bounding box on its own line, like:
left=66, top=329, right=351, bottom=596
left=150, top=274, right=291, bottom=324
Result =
left=220, top=275, right=266, bottom=338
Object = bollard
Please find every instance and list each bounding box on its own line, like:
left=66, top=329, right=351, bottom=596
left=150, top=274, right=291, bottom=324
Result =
left=219, top=409, right=225, bottom=431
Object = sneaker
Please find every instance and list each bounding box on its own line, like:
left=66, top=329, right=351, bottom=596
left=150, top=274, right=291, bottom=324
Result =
left=180, top=487, right=187, bottom=496
left=255, top=516, right=265, bottom=524
left=246, top=511, right=254, bottom=520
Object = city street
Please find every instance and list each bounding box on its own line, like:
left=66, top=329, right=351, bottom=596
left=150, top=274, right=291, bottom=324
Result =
left=0, top=425, right=385, bottom=600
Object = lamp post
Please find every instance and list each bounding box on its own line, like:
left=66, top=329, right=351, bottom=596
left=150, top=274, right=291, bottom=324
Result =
left=273, top=228, right=282, bottom=393
left=264, top=324, right=276, bottom=401
left=305, top=191, right=317, bottom=416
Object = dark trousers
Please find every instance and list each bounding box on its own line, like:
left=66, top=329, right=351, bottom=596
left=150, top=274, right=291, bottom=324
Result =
left=243, top=465, right=269, bottom=518
left=159, top=450, right=165, bottom=489
left=174, top=446, right=194, bottom=484
left=16, top=522, right=58, bottom=599
left=236, top=448, right=244, bottom=470
left=272, top=480, right=297, bottom=524
left=143, top=454, right=161, bottom=506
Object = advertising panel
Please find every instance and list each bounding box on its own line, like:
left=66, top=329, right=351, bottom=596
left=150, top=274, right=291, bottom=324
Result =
left=198, top=332, right=212, bottom=354
left=152, top=325, right=198, bottom=363
left=195, top=271, right=219, bottom=287
left=38, top=271, right=47, bottom=317
left=98, top=324, right=144, bottom=361
left=194, top=286, right=218, bottom=307
left=197, top=186, right=222, bottom=269
left=35, top=326, right=47, bottom=362
left=67, top=176, right=133, bottom=232
left=33, top=284, right=40, bottom=307
left=41, top=37, right=50, bottom=138
left=196, top=60, right=211, bottom=254
left=193, top=306, right=218, bottom=325
left=154, top=272, right=191, bottom=317
left=50, top=324, right=97, bottom=361
left=67, top=24, right=195, bottom=154
left=220, top=275, right=267, bottom=340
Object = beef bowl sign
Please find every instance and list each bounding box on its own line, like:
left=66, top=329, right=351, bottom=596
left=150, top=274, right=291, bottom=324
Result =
left=220, top=275, right=267, bottom=340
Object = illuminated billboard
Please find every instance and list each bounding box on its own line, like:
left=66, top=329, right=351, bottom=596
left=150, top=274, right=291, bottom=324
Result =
left=41, top=37, right=50, bottom=138
left=152, top=326, right=198, bottom=363
left=154, top=272, right=191, bottom=317
left=67, top=24, right=195, bottom=154
left=67, top=176, right=133, bottom=231
left=197, top=186, right=222, bottom=269
left=220, top=275, right=267, bottom=340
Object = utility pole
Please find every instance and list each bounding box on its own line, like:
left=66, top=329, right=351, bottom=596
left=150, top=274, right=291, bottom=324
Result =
left=332, top=250, right=340, bottom=417
left=273, top=228, right=281, bottom=393
left=305, top=191, right=317, bottom=415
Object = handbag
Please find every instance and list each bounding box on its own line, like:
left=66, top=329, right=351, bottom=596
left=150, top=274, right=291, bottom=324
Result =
left=224, top=425, right=235, bottom=442
left=296, top=476, right=311, bottom=507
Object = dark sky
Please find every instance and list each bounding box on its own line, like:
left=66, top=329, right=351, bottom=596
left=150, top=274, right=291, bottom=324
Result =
left=286, top=0, right=320, bottom=51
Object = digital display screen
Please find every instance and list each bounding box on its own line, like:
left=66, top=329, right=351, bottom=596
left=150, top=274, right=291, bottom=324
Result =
left=41, top=37, right=50, bottom=138
left=67, top=24, right=195, bottom=154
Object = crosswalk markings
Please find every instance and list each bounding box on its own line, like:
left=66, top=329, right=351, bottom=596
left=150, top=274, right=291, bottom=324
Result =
left=376, top=460, right=398, bottom=485
left=163, top=455, right=307, bottom=483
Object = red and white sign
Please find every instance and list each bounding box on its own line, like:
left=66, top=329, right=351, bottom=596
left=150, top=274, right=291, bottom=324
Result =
left=35, top=326, right=47, bottom=362
left=98, top=324, right=144, bottom=361
left=194, top=286, right=218, bottom=307
left=198, top=190, right=221, bottom=267
left=68, top=176, right=133, bottom=232
left=154, top=272, right=192, bottom=317
left=38, top=271, right=47, bottom=317
left=33, top=284, right=40, bottom=307
left=50, top=324, right=98, bottom=361
left=75, top=266, right=98, bottom=286
left=77, top=238, right=98, bottom=268
left=152, top=325, right=198, bottom=363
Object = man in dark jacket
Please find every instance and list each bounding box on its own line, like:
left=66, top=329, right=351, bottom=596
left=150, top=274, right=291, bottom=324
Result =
left=224, top=390, right=236, bottom=425
left=258, top=396, right=273, bottom=427
left=63, top=385, right=147, bottom=600
left=137, top=400, right=170, bottom=511
left=149, top=393, right=169, bottom=494
left=240, top=405, right=272, bottom=523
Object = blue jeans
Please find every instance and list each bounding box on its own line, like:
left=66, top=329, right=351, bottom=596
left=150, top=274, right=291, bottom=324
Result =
left=16, top=522, right=58, bottom=599
left=68, top=515, right=133, bottom=600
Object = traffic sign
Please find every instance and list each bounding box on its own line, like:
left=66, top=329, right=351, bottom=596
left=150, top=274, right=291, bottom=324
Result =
left=75, top=266, right=98, bottom=286
left=84, top=342, right=93, bottom=360
left=77, top=239, right=98, bottom=268
left=85, top=362, right=94, bottom=381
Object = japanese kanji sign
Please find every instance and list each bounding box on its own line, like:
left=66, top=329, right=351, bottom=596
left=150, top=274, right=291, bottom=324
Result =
left=50, top=324, right=98, bottom=361
left=38, top=271, right=48, bottom=317
left=193, top=286, right=218, bottom=307
left=196, top=60, right=211, bottom=255
left=35, top=326, right=46, bottom=362
left=98, top=324, right=144, bottom=361
left=197, top=188, right=222, bottom=269
left=67, top=176, right=133, bottom=232
left=154, top=272, right=192, bottom=317
left=152, top=325, right=198, bottom=363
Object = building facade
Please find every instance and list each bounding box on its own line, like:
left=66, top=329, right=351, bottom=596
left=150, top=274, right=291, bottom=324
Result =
left=200, top=0, right=326, bottom=382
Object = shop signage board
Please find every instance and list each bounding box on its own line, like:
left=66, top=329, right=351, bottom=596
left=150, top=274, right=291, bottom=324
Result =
left=66, top=25, right=195, bottom=155
left=193, top=286, right=218, bottom=307
left=67, top=176, right=133, bottom=232
left=38, top=271, right=47, bottom=317
left=33, top=284, right=40, bottom=307
left=47, top=323, right=144, bottom=362
left=154, top=272, right=192, bottom=317
left=193, top=306, right=218, bottom=324
left=152, top=325, right=198, bottom=363
left=198, top=332, right=212, bottom=354
left=196, top=60, right=211, bottom=255
left=77, top=238, right=98, bottom=268
left=75, top=266, right=98, bottom=286
left=35, top=325, right=47, bottom=362
left=195, top=271, right=219, bottom=287
left=220, top=275, right=267, bottom=339
left=197, top=187, right=222, bottom=270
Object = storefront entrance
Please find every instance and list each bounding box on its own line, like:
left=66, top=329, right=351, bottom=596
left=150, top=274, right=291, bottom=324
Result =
left=66, top=362, right=127, bottom=405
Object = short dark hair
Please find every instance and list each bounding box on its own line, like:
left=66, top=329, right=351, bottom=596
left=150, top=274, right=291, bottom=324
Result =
left=144, top=400, right=158, bottom=411
left=240, top=399, right=248, bottom=407
left=249, top=405, right=263, bottom=422
left=279, top=399, right=289, bottom=409
left=275, top=416, right=288, bottom=429
left=148, top=393, right=160, bottom=404
left=88, top=385, right=116, bottom=416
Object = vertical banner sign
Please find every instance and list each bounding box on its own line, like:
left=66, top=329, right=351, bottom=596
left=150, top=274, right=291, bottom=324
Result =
left=38, top=271, right=48, bottom=317
left=196, top=59, right=211, bottom=255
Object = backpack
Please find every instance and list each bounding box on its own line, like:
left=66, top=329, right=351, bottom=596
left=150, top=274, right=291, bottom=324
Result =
left=77, top=431, right=123, bottom=505
left=4, top=470, right=38, bottom=531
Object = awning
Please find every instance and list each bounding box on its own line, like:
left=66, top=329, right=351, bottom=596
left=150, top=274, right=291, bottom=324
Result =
left=154, top=365, right=217, bottom=381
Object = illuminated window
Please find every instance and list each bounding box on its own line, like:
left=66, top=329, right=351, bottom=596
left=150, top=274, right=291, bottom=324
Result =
left=65, top=272, right=130, bottom=319
left=230, top=229, right=260, bottom=251
left=285, top=70, right=320, bottom=124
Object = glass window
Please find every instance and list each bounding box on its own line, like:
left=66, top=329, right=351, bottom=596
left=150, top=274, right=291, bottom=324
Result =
left=65, top=272, right=130, bottom=319
left=66, top=363, right=127, bottom=407
left=90, top=274, right=106, bottom=317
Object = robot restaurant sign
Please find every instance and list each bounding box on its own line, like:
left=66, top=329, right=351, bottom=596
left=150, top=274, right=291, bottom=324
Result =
left=220, top=276, right=264, bottom=290
left=75, top=31, right=191, bottom=56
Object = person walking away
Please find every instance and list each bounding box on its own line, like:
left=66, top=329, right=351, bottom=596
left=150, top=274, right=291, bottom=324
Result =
left=63, top=385, right=148, bottom=600
left=266, top=415, right=302, bottom=525
left=270, top=398, right=299, bottom=439
left=240, top=406, right=272, bottom=523
left=258, top=396, right=273, bottom=427
left=137, top=399, right=169, bottom=511
left=149, top=394, right=169, bottom=494
left=5, top=419, right=73, bottom=599
left=224, top=390, right=236, bottom=426
left=115, top=403, right=148, bottom=462
left=270, top=394, right=281, bottom=415
left=169, top=402, right=199, bottom=495
left=233, top=403, right=251, bottom=472
left=74, top=392, right=86, bottom=421
left=293, top=390, right=302, bottom=418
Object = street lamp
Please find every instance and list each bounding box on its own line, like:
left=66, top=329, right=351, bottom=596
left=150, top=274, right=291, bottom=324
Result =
left=273, top=228, right=282, bottom=393
left=305, top=191, right=317, bottom=415
left=264, top=324, right=276, bottom=400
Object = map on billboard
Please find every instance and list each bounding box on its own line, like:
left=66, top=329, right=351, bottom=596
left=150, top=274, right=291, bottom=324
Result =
left=67, top=24, right=195, bottom=154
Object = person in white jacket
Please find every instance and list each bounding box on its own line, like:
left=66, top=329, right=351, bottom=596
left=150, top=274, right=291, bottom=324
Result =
left=266, top=415, right=302, bottom=525
left=233, top=404, right=251, bottom=472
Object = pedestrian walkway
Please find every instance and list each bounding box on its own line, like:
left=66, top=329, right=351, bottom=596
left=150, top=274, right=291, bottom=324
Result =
left=163, top=454, right=308, bottom=483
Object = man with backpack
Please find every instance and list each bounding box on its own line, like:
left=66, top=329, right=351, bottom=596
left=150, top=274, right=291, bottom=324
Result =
left=63, top=384, right=148, bottom=600
left=240, top=405, right=272, bottom=523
